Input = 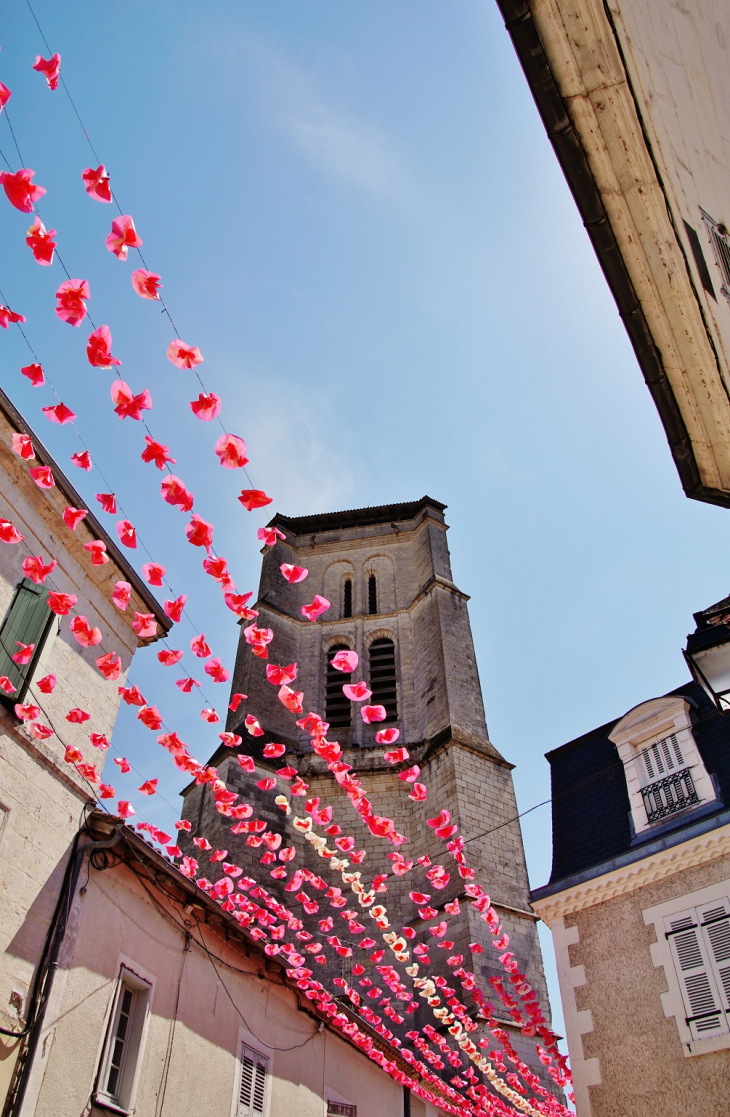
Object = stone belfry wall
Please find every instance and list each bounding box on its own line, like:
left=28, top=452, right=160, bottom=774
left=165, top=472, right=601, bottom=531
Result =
left=180, top=497, right=555, bottom=1086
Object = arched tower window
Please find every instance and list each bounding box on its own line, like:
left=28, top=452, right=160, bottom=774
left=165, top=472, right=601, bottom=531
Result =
left=368, top=574, right=378, bottom=615
left=343, top=579, right=352, bottom=618
left=369, top=638, right=397, bottom=722
left=325, top=644, right=353, bottom=730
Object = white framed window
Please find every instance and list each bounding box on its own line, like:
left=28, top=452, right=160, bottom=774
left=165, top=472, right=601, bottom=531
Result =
left=608, top=696, right=717, bottom=836
left=700, top=208, right=730, bottom=304
left=327, top=1104, right=357, bottom=1117
left=644, top=881, right=730, bottom=1056
left=237, top=1043, right=268, bottom=1117
left=95, top=967, right=151, bottom=1113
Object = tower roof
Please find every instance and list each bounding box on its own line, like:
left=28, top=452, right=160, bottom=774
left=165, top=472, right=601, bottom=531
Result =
left=269, top=495, right=446, bottom=535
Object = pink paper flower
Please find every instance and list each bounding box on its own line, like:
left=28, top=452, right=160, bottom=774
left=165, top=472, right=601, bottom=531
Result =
left=360, top=704, right=387, bottom=724
left=55, top=279, right=89, bottom=327
left=301, top=595, right=330, bottom=622
left=22, top=555, right=57, bottom=584
left=84, top=541, right=109, bottom=565
left=239, top=489, right=273, bottom=512
left=331, top=650, right=358, bottom=673
left=106, top=215, right=142, bottom=260
left=189, top=392, right=221, bottom=421
left=142, top=562, right=165, bottom=586
left=82, top=165, right=112, bottom=202
left=131, top=268, right=162, bottom=299
left=29, top=466, right=54, bottom=489
left=116, top=520, right=137, bottom=548
left=167, top=340, right=203, bottom=369
left=214, top=433, right=248, bottom=468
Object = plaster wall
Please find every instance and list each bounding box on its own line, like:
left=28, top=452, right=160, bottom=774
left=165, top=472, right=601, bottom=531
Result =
left=31, top=858, right=407, bottom=1117
left=529, top=0, right=730, bottom=495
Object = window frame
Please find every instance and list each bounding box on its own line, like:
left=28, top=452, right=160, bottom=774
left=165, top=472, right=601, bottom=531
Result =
left=644, top=881, right=730, bottom=1057
left=232, top=1029, right=272, bottom=1117
left=700, top=207, right=730, bottom=304
left=94, top=965, right=152, bottom=1115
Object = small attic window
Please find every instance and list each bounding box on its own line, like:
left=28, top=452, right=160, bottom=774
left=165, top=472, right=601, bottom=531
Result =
left=608, top=697, right=717, bottom=837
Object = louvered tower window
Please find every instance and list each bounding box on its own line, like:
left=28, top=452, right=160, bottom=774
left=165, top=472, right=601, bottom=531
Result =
left=665, top=897, right=730, bottom=1040
left=325, top=644, right=352, bottom=729
left=343, top=579, right=352, bottom=618
left=368, top=574, right=377, bottom=615
left=0, top=578, right=55, bottom=703
left=369, top=638, right=397, bottom=722
left=237, top=1044, right=268, bottom=1117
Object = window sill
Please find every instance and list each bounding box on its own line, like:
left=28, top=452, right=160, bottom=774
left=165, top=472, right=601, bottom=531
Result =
left=631, top=797, right=723, bottom=846
left=684, top=1032, right=730, bottom=1058
left=92, top=1095, right=133, bottom=1115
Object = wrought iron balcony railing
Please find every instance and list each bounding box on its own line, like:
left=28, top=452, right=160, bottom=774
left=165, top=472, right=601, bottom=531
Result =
left=642, top=767, right=700, bottom=824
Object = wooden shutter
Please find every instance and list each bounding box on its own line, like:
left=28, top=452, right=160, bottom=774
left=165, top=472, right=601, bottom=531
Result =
left=237, top=1044, right=268, bottom=1117
left=665, top=907, right=729, bottom=1040
left=641, top=734, right=684, bottom=783
left=0, top=578, right=54, bottom=700
left=698, top=898, right=730, bottom=1020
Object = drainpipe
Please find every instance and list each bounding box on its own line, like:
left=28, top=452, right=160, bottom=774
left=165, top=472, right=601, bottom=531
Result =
left=6, top=824, right=122, bottom=1117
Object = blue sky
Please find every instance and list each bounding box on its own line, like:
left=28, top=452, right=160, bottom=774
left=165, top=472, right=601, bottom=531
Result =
left=3, top=0, right=730, bottom=1046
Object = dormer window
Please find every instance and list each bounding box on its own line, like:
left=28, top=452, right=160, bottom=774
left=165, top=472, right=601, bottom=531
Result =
left=609, top=696, right=717, bottom=837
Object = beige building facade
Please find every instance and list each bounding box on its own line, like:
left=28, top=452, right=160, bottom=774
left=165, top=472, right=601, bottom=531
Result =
left=532, top=680, right=730, bottom=1116
left=17, top=811, right=428, bottom=1117
left=497, top=0, right=730, bottom=506
left=0, top=387, right=169, bottom=1110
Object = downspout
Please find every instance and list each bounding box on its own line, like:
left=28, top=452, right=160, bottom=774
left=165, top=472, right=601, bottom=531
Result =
left=5, top=825, right=122, bottom=1117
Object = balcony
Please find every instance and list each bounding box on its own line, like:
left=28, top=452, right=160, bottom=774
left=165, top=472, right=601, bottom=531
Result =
left=641, top=768, right=700, bottom=824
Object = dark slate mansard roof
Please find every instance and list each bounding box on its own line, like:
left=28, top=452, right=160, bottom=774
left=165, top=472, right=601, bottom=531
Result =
left=532, top=681, right=730, bottom=901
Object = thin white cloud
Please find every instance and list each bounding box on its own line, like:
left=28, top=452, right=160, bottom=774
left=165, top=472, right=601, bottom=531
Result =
left=251, top=40, right=414, bottom=206
left=236, top=372, right=356, bottom=517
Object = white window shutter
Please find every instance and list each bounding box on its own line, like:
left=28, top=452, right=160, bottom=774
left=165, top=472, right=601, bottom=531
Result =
left=698, top=898, right=730, bottom=1017
left=666, top=907, right=729, bottom=1040
left=238, top=1045, right=268, bottom=1117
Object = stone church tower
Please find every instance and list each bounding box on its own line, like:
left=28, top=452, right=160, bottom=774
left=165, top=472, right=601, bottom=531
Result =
left=181, top=497, right=553, bottom=1080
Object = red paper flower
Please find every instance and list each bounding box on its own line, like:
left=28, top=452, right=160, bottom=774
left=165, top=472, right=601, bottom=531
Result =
left=29, top=466, right=54, bottom=489
left=142, top=562, right=165, bottom=586
left=0, top=169, right=46, bottom=212
left=87, top=325, right=121, bottom=369
left=111, top=379, right=151, bottom=420
left=33, top=53, right=61, bottom=90
left=64, top=507, right=88, bottom=531
left=257, top=526, right=286, bottom=546
left=0, top=518, right=24, bottom=544
left=0, top=304, right=26, bottom=328
left=21, top=363, right=44, bottom=386
left=280, top=564, right=308, bottom=584
left=185, top=514, right=213, bottom=549
left=12, top=433, right=34, bottom=460
left=96, top=652, right=122, bottom=680
left=301, top=595, right=330, bottom=622
left=84, top=540, right=109, bottom=565
left=164, top=595, right=186, bottom=623
left=47, top=591, right=77, bottom=614
left=160, top=475, right=193, bottom=511
left=214, top=433, right=248, bottom=469
left=71, top=451, right=92, bottom=471
left=95, top=492, right=117, bottom=514
left=238, top=489, right=273, bottom=512
left=42, top=402, right=76, bottom=424
left=25, top=216, right=56, bottom=265
left=70, top=616, right=103, bottom=648
left=112, top=581, right=131, bottom=610
left=141, top=435, right=175, bottom=470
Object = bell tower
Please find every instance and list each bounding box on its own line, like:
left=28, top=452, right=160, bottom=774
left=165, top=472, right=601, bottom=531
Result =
left=181, top=497, right=555, bottom=1086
